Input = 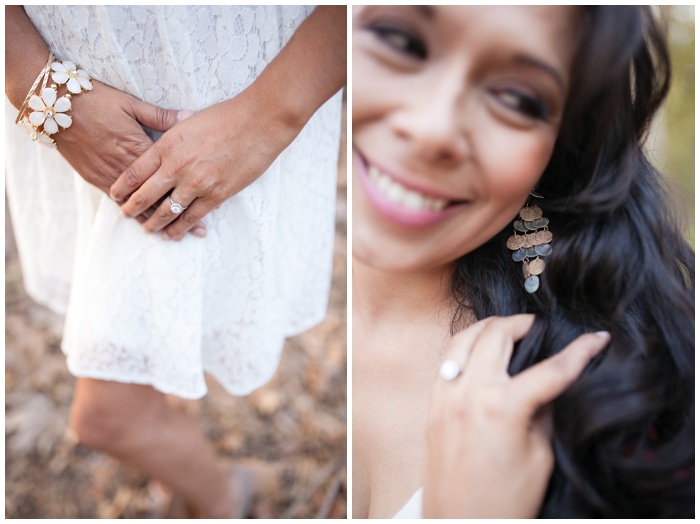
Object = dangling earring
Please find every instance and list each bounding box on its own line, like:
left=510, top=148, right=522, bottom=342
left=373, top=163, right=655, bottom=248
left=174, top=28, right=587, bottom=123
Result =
left=506, top=189, right=552, bottom=294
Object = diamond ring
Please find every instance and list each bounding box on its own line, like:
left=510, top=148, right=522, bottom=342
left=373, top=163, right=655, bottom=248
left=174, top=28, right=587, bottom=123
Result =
left=439, top=359, right=462, bottom=381
left=169, top=195, right=188, bottom=214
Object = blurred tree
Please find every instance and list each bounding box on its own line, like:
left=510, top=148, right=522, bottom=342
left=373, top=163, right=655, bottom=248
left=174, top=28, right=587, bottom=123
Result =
left=647, top=6, right=695, bottom=245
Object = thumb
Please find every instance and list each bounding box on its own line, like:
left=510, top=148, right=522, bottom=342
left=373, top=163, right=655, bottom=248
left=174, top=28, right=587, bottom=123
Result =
left=130, top=98, right=195, bottom=132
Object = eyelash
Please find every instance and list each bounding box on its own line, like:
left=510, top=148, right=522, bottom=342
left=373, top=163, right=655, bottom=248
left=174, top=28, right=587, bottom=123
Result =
left=368, top=24, right=428, bottom=60
left=492, top=88, right=549, bottom=120
left=365, top=22, right=549, bottom=121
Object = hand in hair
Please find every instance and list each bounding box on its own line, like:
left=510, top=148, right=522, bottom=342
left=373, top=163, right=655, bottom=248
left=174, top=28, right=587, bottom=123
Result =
left=423, top=314, right=610, bottom=518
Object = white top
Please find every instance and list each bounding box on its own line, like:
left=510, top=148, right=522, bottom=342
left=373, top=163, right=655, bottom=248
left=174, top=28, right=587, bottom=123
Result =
left=6, top=5, right=342, bottom=399
left=394, top=488, right=423, bottom=519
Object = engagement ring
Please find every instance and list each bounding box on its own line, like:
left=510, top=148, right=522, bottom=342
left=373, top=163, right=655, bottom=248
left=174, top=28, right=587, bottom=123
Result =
left=169, top=195, right=188, bottom=214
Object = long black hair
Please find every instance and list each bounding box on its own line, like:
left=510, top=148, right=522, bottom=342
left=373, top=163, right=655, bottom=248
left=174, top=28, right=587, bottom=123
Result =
left=451, top=6, right=694, bottom=518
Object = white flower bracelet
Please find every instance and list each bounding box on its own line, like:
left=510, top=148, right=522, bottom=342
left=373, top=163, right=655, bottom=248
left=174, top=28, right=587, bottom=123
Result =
left=15, top=52, right=93, bottom=148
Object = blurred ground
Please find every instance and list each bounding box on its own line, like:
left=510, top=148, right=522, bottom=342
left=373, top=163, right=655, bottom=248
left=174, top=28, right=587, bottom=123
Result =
left=5, top=103, right=347, bottom=518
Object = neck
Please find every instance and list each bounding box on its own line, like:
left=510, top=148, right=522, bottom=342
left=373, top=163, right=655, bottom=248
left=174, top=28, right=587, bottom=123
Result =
left=352, top=256, right=456, bottom=329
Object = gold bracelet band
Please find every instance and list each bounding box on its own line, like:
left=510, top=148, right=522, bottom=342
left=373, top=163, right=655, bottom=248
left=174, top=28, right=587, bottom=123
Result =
left=16, top=54, right=93, bottom=148
left=15, top=51, right=54, bottom=125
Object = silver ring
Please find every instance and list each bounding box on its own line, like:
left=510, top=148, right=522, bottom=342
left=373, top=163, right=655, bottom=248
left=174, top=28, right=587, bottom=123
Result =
left=439, top=360, right=462, bottom=381
left=169, top=195, right=188, bottom=214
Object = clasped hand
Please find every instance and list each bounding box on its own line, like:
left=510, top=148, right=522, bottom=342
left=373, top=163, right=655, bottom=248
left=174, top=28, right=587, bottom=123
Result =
left=50, top=80, right=206, bottom=238
left=110, top=83, right=297, bottom=241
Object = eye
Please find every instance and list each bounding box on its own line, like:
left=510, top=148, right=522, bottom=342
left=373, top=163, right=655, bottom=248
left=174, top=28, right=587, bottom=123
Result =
left=492, top=88, right=549, bottom=120
left=368, top=24, right=428, bottom=59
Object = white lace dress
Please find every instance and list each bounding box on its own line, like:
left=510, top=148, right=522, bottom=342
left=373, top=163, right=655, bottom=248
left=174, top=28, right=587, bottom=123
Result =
left=5, top=5, right=342, bottom=399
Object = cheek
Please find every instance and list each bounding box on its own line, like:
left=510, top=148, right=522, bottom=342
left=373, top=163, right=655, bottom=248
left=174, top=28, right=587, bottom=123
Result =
left=352, top=65, right=387, bottom=125
left=478, top=129, right=556, bottom=210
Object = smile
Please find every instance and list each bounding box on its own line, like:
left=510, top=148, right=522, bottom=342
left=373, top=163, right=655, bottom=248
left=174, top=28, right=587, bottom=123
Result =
left=367, top=165, right=449, bottom=212
left=355, top=150, right=467, bottom=228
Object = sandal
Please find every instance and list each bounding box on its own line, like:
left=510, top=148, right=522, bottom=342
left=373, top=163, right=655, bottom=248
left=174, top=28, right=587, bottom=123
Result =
left=230, top=467, right=256, bottom=519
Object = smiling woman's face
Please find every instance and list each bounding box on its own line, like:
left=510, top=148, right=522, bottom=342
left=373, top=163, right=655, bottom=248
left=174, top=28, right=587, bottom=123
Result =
left=352, top=6, right=580, bottom=273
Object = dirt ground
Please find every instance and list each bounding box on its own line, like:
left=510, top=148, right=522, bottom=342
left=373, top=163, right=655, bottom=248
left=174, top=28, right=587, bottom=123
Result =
left=4, top=106, right=347, bottom=519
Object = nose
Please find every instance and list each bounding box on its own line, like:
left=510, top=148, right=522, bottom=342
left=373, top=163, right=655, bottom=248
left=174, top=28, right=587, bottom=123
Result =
left=391, top=72, right=470, bottom=165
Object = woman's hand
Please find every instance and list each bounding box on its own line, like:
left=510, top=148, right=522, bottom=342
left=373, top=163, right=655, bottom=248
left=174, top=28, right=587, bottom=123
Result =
left=5, top=6, right=206, bottom=237
left=109, top=5, right=346, bottom=241
left=50, top=80, right=206, bottom=237
left=108, top=84, right=300, bottom=241
left=423, top=315, right=610, bottom=519
left=52, top=80, right=181, bottom=195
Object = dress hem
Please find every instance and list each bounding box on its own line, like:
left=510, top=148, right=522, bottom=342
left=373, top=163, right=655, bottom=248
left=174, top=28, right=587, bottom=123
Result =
left=64, top=309, right=329, bottom=399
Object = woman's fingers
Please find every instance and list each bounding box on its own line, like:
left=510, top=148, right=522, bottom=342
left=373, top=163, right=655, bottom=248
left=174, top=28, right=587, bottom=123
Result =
left=435, top=318, right=493, bottom=387
left=110, top=145, right=162, bottom=203
left=138, top=189, right=197, bottom=233
left=463, top=314, right=536, bottom=379
left=436, top=315, right=535, bottom=388
left=510, top=331, right=610, bottom=418
left=135, top=205, right=207, bottom=238
left=127, top=97, right=189, bottom=133
left=119, top=168, right=177, bottom=219
left=161, top=199, right=212, bottom=240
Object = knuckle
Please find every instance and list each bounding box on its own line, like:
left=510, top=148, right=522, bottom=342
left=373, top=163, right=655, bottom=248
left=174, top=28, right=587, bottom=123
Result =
left=451, top=400, right=471, bottom=420
left=208, top=185, right=223, bottom=201
left=133, top=140, right=150, bottom=157
left=132, top=192, right=146, bottom=208
left=157, top=132, right=182, bottom=157
left=208, top=191, right=226, bottom=207
left=155, top=135, right=173, bottom=156
left=124, top=167, right=141, bottom=187
left=156, top=107, right=171, bottom=129
left=548, top=352, right=575, bottom=376
left=109, top=155, right=128, bottom=174
left=180, top=211, right=196, bottom=224
left=188, top=172, right=208, bottom=191
left=488, top=316, right=509, bottom=331
left=157, top=208, right=171, bottom=221
left=474, top=387, right=509, bottom=420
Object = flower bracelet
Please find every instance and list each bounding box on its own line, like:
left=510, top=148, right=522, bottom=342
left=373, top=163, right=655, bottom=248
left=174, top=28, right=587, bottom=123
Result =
left=15, top=51, right=93, bottom=148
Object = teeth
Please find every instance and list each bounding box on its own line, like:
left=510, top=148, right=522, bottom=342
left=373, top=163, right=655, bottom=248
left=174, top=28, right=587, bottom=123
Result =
left=367, top=165, right=449, bottom=212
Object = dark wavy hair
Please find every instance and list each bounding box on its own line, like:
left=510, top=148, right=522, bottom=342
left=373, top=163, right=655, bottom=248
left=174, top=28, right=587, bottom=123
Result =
left=451, top=6, right=694, bottom=518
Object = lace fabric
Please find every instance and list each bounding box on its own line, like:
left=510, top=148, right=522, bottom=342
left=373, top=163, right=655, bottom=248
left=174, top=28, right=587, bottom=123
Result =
left=6, top=5, right=342, bottom=399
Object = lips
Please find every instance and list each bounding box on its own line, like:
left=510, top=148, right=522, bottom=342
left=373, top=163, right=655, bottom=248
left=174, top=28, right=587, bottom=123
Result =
left=355, top=150, right=467, bottom=228
left=367, top=165, right=449, bottom=212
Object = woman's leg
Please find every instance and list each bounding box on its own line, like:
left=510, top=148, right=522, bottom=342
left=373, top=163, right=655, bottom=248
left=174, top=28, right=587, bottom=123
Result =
left=69, top=378, right=248, bottom=518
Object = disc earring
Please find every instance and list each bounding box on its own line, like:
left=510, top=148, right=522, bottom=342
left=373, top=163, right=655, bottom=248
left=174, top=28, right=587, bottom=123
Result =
left=506, top=190, right=552, bottom=294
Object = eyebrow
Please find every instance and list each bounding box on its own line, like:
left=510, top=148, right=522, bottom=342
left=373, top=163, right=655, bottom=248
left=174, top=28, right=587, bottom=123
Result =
left=406, top=6, right=566, bottom=91
left=411, top=5, right=436, bottom=19
left=514, top=53, right=566, bottom=91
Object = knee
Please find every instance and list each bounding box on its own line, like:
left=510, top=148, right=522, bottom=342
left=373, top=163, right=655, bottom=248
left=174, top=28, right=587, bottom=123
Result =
left=69, top=395, right=129, bottom=452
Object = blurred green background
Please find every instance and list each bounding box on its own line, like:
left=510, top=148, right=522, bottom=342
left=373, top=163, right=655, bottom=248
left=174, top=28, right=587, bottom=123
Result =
left=647, top=6, right=695, bottom=246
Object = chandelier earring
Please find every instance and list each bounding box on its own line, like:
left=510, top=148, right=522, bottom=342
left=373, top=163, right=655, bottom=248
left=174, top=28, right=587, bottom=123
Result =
left=506, top=189, right=552, bottom=294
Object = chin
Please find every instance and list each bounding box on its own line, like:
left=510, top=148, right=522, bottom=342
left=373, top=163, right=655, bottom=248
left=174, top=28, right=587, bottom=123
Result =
left=352, top=231, right=446, bottom=275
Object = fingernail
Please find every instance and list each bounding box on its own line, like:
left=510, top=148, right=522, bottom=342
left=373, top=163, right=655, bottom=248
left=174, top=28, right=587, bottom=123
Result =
left=594, top=331, right=611, bottom=342
left=177, top=110, right=195, bottom=122
left=192, top=227, right=206, bottom=238
left=161, top=231, right=170, bottom=241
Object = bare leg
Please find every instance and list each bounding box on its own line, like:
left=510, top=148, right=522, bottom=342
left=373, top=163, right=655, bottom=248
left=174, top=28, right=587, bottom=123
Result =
left=70, top=378, right=248, bottom=518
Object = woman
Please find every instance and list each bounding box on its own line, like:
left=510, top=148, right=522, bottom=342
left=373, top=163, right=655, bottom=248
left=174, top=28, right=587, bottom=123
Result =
left=6, top=5, right=345, bottom=518
left=352, top=5, right=693, bottom=519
